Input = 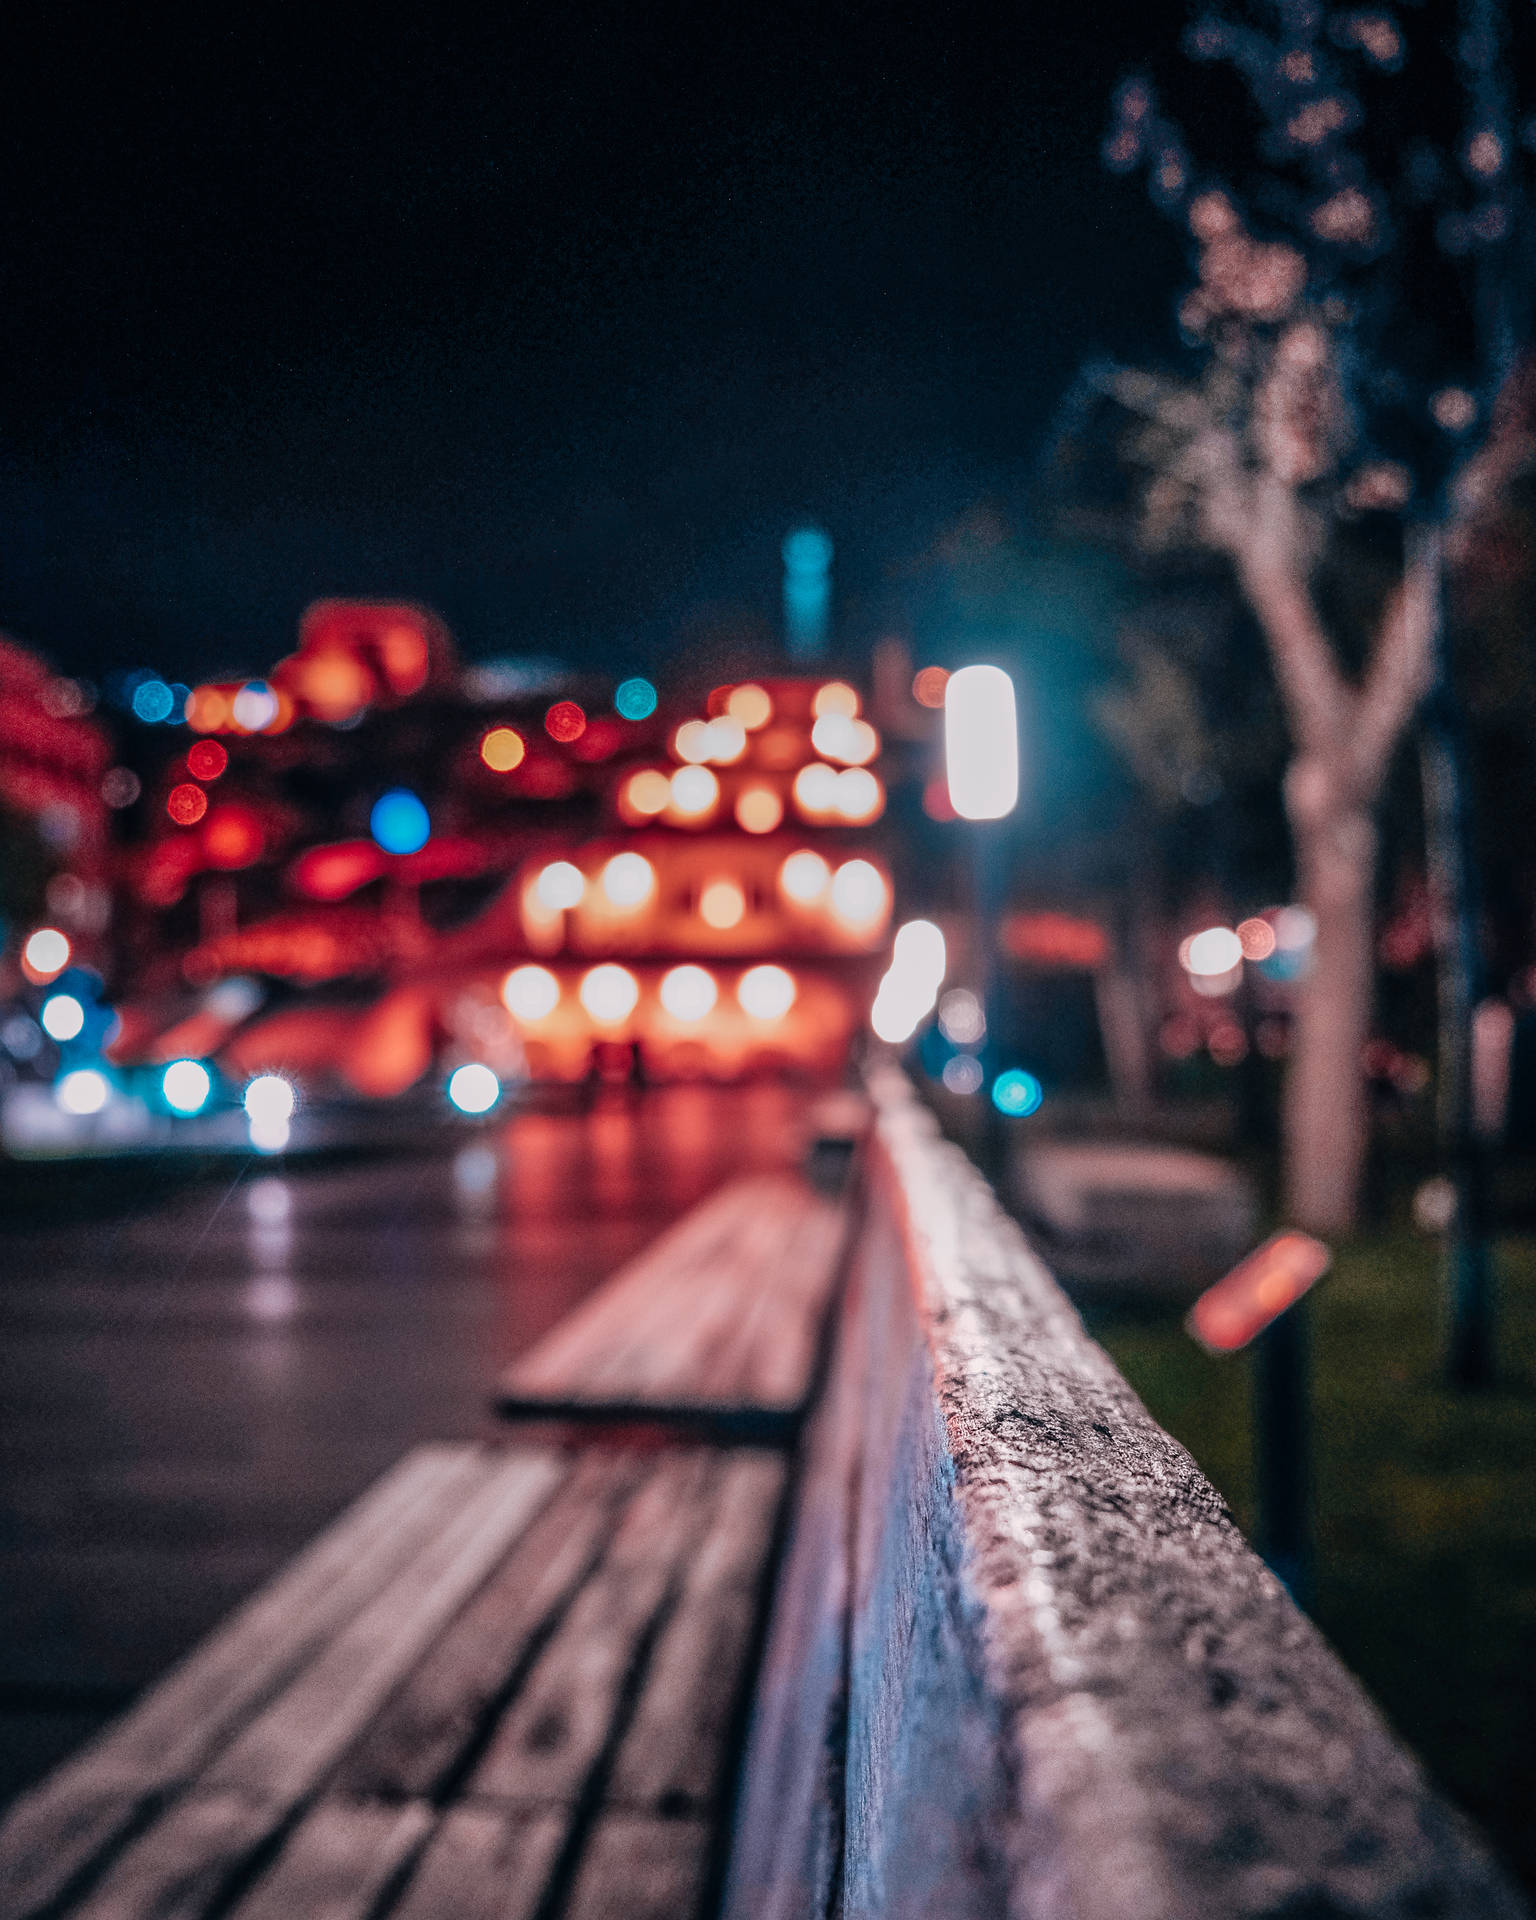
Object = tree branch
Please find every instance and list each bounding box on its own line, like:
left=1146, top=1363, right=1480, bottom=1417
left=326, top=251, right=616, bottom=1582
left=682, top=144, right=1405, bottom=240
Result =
left=1349, top=525, right=1437, bottom=796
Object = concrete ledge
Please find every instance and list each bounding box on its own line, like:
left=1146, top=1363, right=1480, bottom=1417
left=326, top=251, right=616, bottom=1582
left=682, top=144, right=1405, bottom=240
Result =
left=728, top=1065, right=1527, bottom=1919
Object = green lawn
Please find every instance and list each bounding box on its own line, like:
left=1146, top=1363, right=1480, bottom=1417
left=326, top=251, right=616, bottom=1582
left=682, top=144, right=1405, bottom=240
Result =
left=1089, top=1228, right=1536, bottom=1895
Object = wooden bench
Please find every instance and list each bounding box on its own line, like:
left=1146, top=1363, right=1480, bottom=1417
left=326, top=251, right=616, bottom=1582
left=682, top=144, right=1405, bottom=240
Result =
left=0, top=1437, right=788, bottom=1920
left=0, top=1167, right=854, bottom=1920
left=494, top=1172, right=852, bottom=1437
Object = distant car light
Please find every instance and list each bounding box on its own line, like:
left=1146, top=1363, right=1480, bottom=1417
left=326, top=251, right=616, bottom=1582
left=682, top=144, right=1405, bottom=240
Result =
left=830, top=859, right=888, bottom=927
left=735, top=785, right=784, bottom=834
left=369, top=788, right=431, bottom=855
left=668, top=765, right=719, bottom=818
left=22, top=927, right=70, bottom=981
left=580, top=964, right=640, bottom=1024
left=480, top=726, right=526, bottom=772
left=162, top=1058, right=213, bottom=1115
left=502, top=965, right=561, bottom=1022
left=699, top=878, right=747, bottom=929
left=40, top=994, right=85, bottom=1042
left=778, top=850, right=830, bottom=903
left=57, top=1067, right=111, bottom=1115
left=738, top=965, right=796, bottom=1020
left=601, top=852, right=656, bottom=909
left=726, top=684, right=772, bottom=730
left=660, top=965, right=718, bottom=1022
left=244, top=1074, right=296, bottom=1126
left=536, top=861, right=587, bottom=910
left=992, top=1068, right=1043, bottom=1117
left=448, top=1063, right=501, bottom=1115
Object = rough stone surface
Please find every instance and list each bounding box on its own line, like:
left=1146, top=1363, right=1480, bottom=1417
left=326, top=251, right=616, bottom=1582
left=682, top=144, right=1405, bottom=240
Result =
left=730, top=1067, right=1529, bottom=1919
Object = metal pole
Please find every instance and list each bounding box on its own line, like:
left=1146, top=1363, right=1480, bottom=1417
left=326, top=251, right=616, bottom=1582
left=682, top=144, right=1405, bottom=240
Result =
left=1253, top=1301, right=1312, bottom=1608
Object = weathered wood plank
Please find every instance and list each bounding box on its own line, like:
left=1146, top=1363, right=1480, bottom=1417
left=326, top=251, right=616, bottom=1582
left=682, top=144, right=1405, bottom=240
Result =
left=203, top=1450, right=565, bottom=1803
left=499, top=1175, right=845, bottom=1415
left=337, top=1452, right=645, bottom=1800
left=608, top=1451, right=786, bottom=1814
left=468, top=1452, right=715, bottom=1806
left=225, top=1797, right=434, bottom=1920
left=562, top=1813, right=712, bottom=1920
left=68, top=1789, right=273, bottom=1920
left=387, top=1804, right=566, bottom=1920
left=0, top=1445, right=487, bottom=1918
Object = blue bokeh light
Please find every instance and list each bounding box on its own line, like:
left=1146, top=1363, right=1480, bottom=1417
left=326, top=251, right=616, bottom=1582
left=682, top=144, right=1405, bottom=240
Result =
left=782, top=526, right=834, bottom=575
left=131, top=678, right=175, bottom=723
left=992, top=1068, right=1043, bottom=1117
left=370, top=788, right=431, bottom=855
left=615, top=677, right=658, bottom=721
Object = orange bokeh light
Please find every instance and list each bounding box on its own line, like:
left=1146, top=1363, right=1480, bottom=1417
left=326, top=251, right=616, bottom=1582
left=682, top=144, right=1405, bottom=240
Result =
left=735, top=785, right=784, bottom=834
left=185, top=686, right=231, bottom=732
left=1238, top=916, right=1278, bottom=961
left=167, top=783, right=209, bottom=826
left=913, top=666, right=949, bottom=708
left=202, top=804, right=265, bottom=870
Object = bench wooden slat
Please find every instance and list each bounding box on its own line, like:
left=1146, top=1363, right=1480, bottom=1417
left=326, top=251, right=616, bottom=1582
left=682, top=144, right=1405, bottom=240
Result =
left=0, top=1444, right=486, bottom=1919
left=336, top=1452, right=645, bottom=1800
left=468, top=1452, right=716, bottom=1805
left=608, top=1451, right=786, bottom=1814
left=225, top=1797, right=434, bottom=1920
left=387, top=1804, right=567, bottom=1920
left=203, top=1450, right=565, bottom=1802
left=499, top=1175, right=844, bottom=1416
left=70, top=1789, right=272, bottom=1920
left=562, top=1813, right=713, bottom=1920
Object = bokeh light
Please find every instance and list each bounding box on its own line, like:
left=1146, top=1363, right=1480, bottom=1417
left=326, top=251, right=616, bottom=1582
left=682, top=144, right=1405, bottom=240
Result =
left=913, top=666, right=949, bottom=708
left=1181, top=926, right=1243, bottom=976
left=830, top=859, right=888, bottom=927
left=579, top=964, right=640, bottom=1024
left=502, top=965, right=561, bottom=1021
left=726, top=684, right=772, bottom=730
left=834, top=767, right=883, bottom=822
left=735, top=786, right=784, bottom=834
left=792, top=762, right=839, bottom=818
left=939, top=989, right=986, bottom=1046
left=447, top=1063, right=501, bottom=1114
left=812, top=681, right=859, bottom=719
left=131, top=678, right=175, bottom=723
left=615, top=677, right=658, bottom=721
left=942, top=1055, right=985, bottom=1095
left=625, top=769, right=672, bottom=816
left=162, top=1058, right=213, bottom=1114
left=187, top=739, right=228, bottom=781
left=536, top=861, right=587, bottom=910
left=1237, top=916, right=1277, bottom=961
left=167, top=783, right=209, bottom=826
left=40, top=994, right=85, bottom=1042
left=244, top=1074, right=297, bottom=1126
left=945, top=666, right=1018, bottom=821
left=545, top=701, right=587, bottom=743
left=778, top=850, right=830, bottom=903
left=369, top=789, right=431, bottom=855
left=231, top=681, right=279, bottom=732
left=699, top=878, right=747, bottom=929
left=660, top=965, right=717, bottom=1021
left=675, top=719, right=712, bottom=762
left=56, top=1067, right=110, bottom=1116
left=738, top=965, right=796, bottom=1020
left=22, top=928, right=70, bottom=981
left=668, top=765, right=718, bottom=818
left=481, top=726, right=526, bottom=772
left=601, top=852, right=656, bottom=908
left=992, top=1068, right=1043, bottom=1117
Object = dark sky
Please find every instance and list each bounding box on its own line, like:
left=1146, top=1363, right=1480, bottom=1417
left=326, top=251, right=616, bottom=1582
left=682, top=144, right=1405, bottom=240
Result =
left=0, top=1, right=1187, bottom=682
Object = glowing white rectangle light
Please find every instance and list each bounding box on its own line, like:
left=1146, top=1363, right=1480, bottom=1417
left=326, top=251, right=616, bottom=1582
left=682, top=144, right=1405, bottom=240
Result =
left=944, top=665, right=1018, bottom=821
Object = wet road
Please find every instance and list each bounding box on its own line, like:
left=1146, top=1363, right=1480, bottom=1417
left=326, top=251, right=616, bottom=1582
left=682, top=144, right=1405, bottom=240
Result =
left=0, top=1081, right=811, bottom=1806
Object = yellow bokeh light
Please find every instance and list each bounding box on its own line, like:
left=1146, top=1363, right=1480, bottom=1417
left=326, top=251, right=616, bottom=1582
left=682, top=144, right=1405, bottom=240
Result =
left=735, top=785, right=784, bottom=834
left=737, top=964, right=796, bottom=1020
left=601, top=852, right=656, bottom=908
left=480, top=726, right=526, bottom=772
left=792, top=762, right=839, bottom=818
left=625, top=768, right=672, bottom=816
left=699, top=878, right=747, bottom=929
left=669, top=765, right=719, bottom=818
left=726, top=683, right=773, bottom=730
left=674, top=719, right=712, bottom=763
left=778, top=850, right=830, bottom=904
left=834, top=767, right=883, bottom=822
left=812, top=681, right=859, bottom=719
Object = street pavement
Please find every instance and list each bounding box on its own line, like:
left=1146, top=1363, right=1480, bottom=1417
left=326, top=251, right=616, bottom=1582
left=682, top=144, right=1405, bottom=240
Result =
left=0, top=1080, right=811, bottom=1808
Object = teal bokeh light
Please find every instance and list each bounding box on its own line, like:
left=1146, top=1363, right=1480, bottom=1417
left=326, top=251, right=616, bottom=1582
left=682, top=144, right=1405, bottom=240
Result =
left=992, top=1068, right=1043, bottom=1117
left=370, top=788, right=431, bottom=855
left=615, top=677, right=658, bottom=721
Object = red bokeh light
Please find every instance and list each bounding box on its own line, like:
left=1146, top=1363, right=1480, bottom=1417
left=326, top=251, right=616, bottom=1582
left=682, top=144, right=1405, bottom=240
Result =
left=202, top=803, right=265, bottom=870
left=187, top=740, right=229, bottom=781
left=167, top=782, right=209, bottom=826
left=913, top=666, right=949, bottom=708
left=544, top=700, right=587, bottom=743
left=1186, top=1232, right=1331, bottom=1353
left=922, top=775, right=957, bottom=821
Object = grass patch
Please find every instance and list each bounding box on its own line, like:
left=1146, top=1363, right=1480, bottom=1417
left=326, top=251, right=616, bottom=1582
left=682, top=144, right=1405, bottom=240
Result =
left=1088, top=1228, right=1536, bottom=1894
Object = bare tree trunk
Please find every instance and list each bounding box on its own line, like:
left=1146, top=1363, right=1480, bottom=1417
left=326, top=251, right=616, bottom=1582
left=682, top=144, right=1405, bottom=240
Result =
left=1282, top=757, right=1377, bottom=1234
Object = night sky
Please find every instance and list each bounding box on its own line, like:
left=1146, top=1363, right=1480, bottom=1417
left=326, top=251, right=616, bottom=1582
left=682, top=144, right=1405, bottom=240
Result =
left=0, top=2, right=1187, bottom=682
